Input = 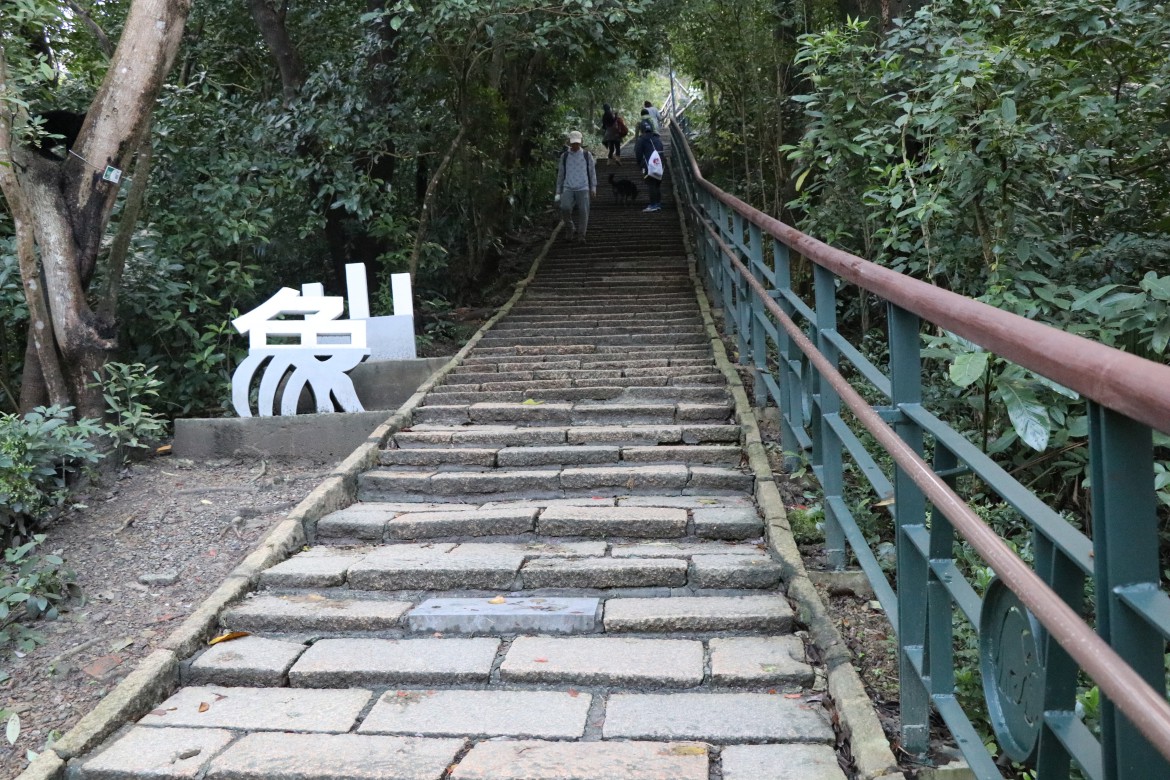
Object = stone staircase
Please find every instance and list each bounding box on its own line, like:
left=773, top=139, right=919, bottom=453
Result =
left=72, top=156, right=849, bottom=779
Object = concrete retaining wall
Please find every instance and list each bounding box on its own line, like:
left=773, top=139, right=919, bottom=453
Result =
left=174, top=356, right=449, bottom=462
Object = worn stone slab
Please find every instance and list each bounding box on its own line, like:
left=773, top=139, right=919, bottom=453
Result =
left=571, top=404, right=676, bottom=425
left=709, top=637, right=814, bottom=687
left=359, top=690, right=590, bottom=738
left=190, top=636, right=306, bottom=687
left=521, top=558, right=688, bottom=589
left=412, top=405, right=470, bottom=424
left=691, top=554, right=783, bottom=589
left=500, top=637, right=703, bottom=687
left=392, top=430, right=454, bottom=447
left=207, top=733, right=464, bottom=779
left=452, top=427, right=567, bottom=447
left=359, top=471, right=436, bottom=496
left=538, top=505, right=687, bottom=538
left=477, top=497, right=615, bottom=511
left=603, top=596, right=794, bottom=633
left=138, top=686, right=370, bottom=732
left=692, top=506, right=764, bottom=539
left=317, top=503, right=481, bottom=539
left=504, top=540, right=608, bottom=558
left=81, top=727, right=235, bottom=779
left=721, top=745, right=848, bottom=780
left=222, top=594, right=411, bottom=633
left=565, top=425, right=682, bottom=445
left=385, top=507, right=537, bottom=539
left=429, top=470, right=562, bottom=496
left=676, top=402, right=732, bottom=422
left=603, top=693, right=835, bottom=743
left=621, top=445, right=742, bottom=465
left=469, top=402, right=573, bottom=425
left=379, top=447, right=497, bottom=467
left=611, top=541, right=761, bottom=558
left=406, top=597, right=599, bottom=634
left=560, top=465, right=688, bottom=492
left=346, top=544, right=524, bottom=590
left=449, top=740, right=710, bottom=779
left=680, top=425, right=742, bottom=444
left=289, top=638, right=500, bottom=687
left=620, top=495, right=752, bottom=509
left=497, top=445, right=619, bottom=467
left=686, top=466, right=754, bottom=492
left=258, top=549, right=356, bottom=588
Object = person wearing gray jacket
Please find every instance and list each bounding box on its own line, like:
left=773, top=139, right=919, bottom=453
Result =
left=554, top=130, right=598, bottom=242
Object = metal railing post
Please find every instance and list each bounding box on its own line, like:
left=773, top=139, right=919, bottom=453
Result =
left=813, top=264, right=845, bottom=569
left=749, top=224, right=766, bottom=405
left=1088, top=403, right=1169, bottom=780
left=772, top=238, right=803, bottom=465
left=889, top=302, right=930, bottom=755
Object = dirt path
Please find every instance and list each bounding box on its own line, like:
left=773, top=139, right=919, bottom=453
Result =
left=0, top=456, right=325, bottom=777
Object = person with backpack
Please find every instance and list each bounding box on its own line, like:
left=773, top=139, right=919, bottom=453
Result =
left=555, top=130, right=597, bottom=242
left=634, top=120, right=664, bottom=213
left=600, top=103, right=627, bottom=165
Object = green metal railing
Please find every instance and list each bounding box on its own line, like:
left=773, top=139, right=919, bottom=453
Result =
left=666, top=121, right=1170, bottom=779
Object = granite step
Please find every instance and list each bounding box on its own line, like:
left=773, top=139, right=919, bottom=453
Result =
left=391, top=423, right=742, bottom=449
left=411, top=401, right=732, bottom=427
left=357, top=463, right=753, bottom=502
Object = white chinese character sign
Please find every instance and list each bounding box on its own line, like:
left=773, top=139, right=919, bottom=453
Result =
left=230, top=264, right=415, bottom=417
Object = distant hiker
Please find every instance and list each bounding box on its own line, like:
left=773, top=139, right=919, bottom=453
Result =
left=640, top=107, right=659, bottom=134
left=635, top=120, right=664, bottom=213
left=555, top=130, right=597, bottom=242
left=643, top=100, right=662, bottom=132
left=600, top=103, right=625, bottom=164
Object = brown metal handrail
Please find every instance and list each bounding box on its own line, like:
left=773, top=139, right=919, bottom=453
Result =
left=674, top=134, right=1170, bottom=437
left=690, top=212, right=1170, bottom=762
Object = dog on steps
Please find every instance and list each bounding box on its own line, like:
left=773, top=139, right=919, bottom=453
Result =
left=609, top=173, right=638, bottom=204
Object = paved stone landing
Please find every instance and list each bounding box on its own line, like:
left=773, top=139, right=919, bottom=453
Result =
left=73, top=158, right=842, bottom=779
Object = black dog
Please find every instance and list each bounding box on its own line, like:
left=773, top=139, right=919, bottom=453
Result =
left=609, top=173, right=638, bottom=204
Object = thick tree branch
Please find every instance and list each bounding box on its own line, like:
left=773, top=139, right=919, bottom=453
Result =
left=65, top=0, right=114, bottom=58
left=409, top=126, right=467, bottom=282
left=249, top=0, right=305, bottom=104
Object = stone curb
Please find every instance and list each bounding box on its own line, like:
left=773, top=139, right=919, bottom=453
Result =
left=19, top=227, right=564, bottom=780
left=672, top=188, right=903, bottom=780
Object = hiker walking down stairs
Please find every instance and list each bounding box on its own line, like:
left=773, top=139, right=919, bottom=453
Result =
left=555, top=130, right=597, bottom=242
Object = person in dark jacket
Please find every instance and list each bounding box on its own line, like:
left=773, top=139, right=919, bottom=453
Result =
left=600, top=103, right=622, bottom=164
left=634, top=120, right=664, bottom=212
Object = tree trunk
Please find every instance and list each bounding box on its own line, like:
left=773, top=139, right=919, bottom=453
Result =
left=248, top=0, right=305, bottom=103
left=0, top=0, right=192, bottom=419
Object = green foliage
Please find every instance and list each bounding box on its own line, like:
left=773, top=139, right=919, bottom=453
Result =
left=0, top=244, right=28, bottom=413
left=0, top=534, right=79, bottom=678
left=90, top=363, right=169, bottom=459
left=0, top=407, right=102, bottom=544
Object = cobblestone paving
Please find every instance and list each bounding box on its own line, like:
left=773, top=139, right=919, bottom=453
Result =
left=72, top=153, right=848, bottom=780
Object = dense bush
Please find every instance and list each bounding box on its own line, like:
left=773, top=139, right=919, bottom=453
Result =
left=0, top=407, right=103, bottom=545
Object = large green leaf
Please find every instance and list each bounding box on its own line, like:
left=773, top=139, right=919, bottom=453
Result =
left=949, top=351, right=990, bottom=388
left=998, top=383, right=1051, bottom=452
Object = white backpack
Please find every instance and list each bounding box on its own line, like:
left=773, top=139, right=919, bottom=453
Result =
left=647, top=148, right=664, bottom=179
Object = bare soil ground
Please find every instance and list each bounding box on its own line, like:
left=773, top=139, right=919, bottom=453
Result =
left=0, top=456, right=327, bottom=777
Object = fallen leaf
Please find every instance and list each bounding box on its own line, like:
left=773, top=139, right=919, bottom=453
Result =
left=197, top=702, right=210, bottom=713
left=521, top=398, right=544, bottom=405
left=174, top=747, right=200, bottom=761
left=567, top=688, right=580, bottom=698
left=149, top=709, right=169, bottom=717
left=533, top=657, right=549, bottom=663
left=109, top=637, right=135, bottom=653
left=784, top=693, right=802, bottom=699
left=155, top=444, right=173, bottom=456
left=209, top=631, right=251, bottom=646
left=488, top=596, right=507, bottom=605
left=200, top=500, right=213, bottom=505
left=664, top=745, right=707, bottom=756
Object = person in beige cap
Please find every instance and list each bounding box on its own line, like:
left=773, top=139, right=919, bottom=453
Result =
left=554, top=130, right=597, bottom=243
